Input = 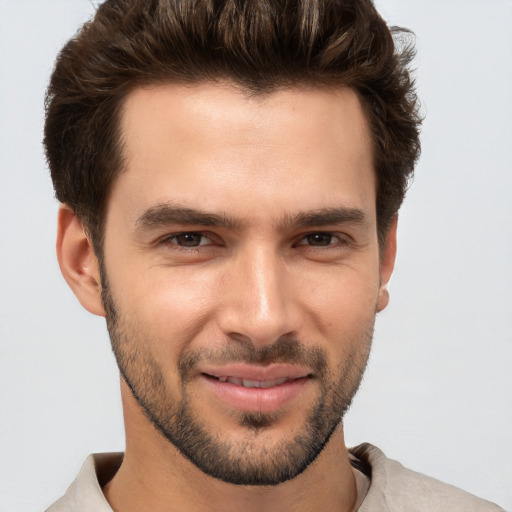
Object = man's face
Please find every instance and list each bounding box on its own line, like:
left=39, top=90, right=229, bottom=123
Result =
left=100, top=83, right=394, bottom=485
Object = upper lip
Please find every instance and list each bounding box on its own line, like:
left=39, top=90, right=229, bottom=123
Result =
left=199, top=363, right=313, bottom=382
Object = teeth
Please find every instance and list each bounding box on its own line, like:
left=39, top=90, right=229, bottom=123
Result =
left=260, top=377, right=288, bottom=388
left=243, top=379, right=261, bottom=388
left=228, top=377, right=243, bottom=386
left=218, top=376, right=289, bottom=388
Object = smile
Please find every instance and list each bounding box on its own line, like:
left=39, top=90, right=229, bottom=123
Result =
left=198, top=364, right=313, bottom=413
left=214, top=376, right=290, bottom=388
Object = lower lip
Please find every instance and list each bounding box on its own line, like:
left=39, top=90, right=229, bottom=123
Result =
left=200, top=375, right=311, bottom=413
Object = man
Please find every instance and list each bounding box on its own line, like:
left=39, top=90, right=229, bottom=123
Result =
left=43, top=0, right=505, bottom=511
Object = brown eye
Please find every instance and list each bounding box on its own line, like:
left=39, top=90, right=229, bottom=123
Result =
left=172, top=233, right=206, bottom=247
left=304, top=233, right=336, bottom=246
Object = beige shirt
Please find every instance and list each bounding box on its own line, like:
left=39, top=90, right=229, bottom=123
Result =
left=46, top=443, right=505, bottom=512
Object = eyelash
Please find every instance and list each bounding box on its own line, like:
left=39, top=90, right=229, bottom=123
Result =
left=161, top=232, right=217, bottom=251
left=295, top=232, right=348, bottom=249
left=160, top=231, right=350, bottom=251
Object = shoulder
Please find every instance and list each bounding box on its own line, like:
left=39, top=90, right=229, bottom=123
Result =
left=46, top=453, right=122, bottom=512
left=350, top=443, right=506, bottom=512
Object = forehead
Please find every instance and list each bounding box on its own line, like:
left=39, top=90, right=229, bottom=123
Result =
left=120, top=82, right=372, bottom=160
left=113, top=82, right=375, bottom=225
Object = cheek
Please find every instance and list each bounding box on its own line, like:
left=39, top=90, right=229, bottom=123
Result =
left=110, top=266, right=221, bottom=358
left=298, top=263, right=380, bottom=344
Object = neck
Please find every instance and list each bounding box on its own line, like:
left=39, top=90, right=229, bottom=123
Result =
left=103, top=383, right=357, bottom=512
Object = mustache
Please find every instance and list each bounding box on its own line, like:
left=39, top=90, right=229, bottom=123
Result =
left=178, top=336, right=328, bottom=380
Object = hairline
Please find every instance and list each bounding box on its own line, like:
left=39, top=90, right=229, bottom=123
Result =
left=85, top=78, right=387, bottom=260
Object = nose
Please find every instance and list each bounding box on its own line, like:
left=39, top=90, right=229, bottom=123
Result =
left=217, top=245, right=302, bottom=347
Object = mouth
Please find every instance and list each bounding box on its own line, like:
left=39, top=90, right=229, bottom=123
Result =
left=198, top=364, right=313, bottom=413
left=205, top=375, right=296, bottom=388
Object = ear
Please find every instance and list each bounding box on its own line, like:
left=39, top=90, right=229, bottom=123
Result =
left=376, top=215, right=398, bottom=312
left=56, top=205, right=106, bottom=317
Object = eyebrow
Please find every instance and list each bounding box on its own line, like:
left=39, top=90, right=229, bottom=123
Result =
left=135, top=203, right=368, bottom=231
left=136, top=203, right=242, bottom=230
left=284, top=207, right=368, bottom=228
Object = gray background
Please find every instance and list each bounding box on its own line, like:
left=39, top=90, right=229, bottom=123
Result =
left=0, top=1, right=511, bottom=510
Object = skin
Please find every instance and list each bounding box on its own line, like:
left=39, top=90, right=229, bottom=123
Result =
left=57, top=82, right=396, bottom=512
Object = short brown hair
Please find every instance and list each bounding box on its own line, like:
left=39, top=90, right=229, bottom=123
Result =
left=44, top=0, right=421, bottom=256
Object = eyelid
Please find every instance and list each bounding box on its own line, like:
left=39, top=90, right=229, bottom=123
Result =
left=156, top=230, right=352, bottom=249
left=159, top=230, right=222, bottom=247
left=295, top=231, right=350, bottom=247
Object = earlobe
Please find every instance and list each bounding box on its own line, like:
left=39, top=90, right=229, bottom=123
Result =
left=377, top=284, right=389, bottom=313
left=377, top=216, right=398, bottom=313
left=56, top=205, right=106, bottom=317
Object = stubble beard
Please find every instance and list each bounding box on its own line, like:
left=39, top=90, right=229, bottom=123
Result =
left=101, top=280, right=374, bottom=486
